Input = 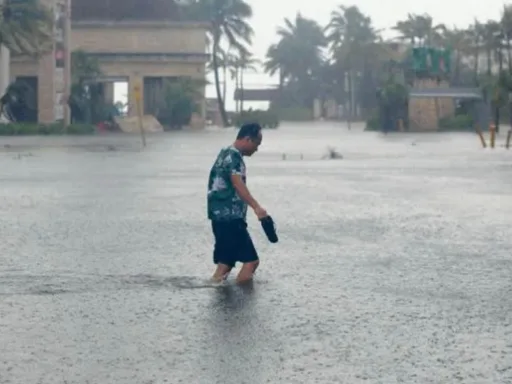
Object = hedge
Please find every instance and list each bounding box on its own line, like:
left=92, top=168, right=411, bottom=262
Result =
left=232, top=110, right=279, bottom=129
left=438, top=114, right=474, bottom=131
left=0, top=123, right=96, bottom=135
left=277, top=107, right=314, bottom=121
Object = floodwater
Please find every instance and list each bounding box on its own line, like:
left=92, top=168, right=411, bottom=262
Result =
left=0, top=123, right=511, bottom=384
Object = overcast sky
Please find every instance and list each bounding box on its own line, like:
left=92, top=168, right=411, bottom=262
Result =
left=204, top=0, right=506, bottom=109
left=247, top=0, right=504, bottom=60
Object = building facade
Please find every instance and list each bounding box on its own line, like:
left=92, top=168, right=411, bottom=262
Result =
left=10, top=0, right=209, bottom=127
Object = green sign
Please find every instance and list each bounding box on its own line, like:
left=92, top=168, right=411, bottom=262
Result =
left=412, top=47, right=451, bottom=75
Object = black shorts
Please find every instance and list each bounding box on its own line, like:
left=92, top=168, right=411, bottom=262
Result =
left=211, top=218, right=259, bottom=268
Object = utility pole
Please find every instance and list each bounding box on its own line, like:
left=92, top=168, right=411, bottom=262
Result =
left=345, top=71, right=351, bottom=129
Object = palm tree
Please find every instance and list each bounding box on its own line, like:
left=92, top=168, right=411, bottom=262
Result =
left=70, top=50, right=102, bottom=85
left=0, top=0, right=53, bottom=101
left=393, top=14, right=446, bottom=47
left=188, top=0, right=253, bottom=127
left=443, top=28, right=470, bottom=85
left=232, top=51, right=259, bottom=112
left=264, top=13, right=326, bottom=109
left=0, top=0, right=53, bottom=56
left=264, top=40, right=293, bottom=109
left=393, top=17, right=416, bottom=45
left=466, top=20, right=484, bottom=84
left=501, top=5, right=512, bottom=74
left=480, top=21, right=506, bottom=131
left=207, top=46, right=237, bottom=107
left=326, top=5, right=382, bottom=118
left=480, top=21, right=502, bottom=76
left=68, top=50, right=103, bottom=124
left=264, top=40, right=293, bottom=98
left=276, top=13, right=326, bottom=77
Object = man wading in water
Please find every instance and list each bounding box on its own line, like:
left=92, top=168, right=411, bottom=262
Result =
left=207, top=123, right=268, bottom=284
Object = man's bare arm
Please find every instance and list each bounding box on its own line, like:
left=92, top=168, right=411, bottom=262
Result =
left=230, top=174, right=260, bottom=210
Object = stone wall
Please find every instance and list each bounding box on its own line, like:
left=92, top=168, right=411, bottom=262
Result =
left=408, top=79, right=455, bottom=131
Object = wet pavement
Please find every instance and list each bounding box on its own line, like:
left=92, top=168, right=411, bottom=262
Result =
left=0, top=123, right=511, bottom=384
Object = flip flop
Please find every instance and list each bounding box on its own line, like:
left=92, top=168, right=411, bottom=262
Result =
left=260, top=215, right=278, bottom=243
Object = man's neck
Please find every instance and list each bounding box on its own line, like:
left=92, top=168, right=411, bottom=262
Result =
left=232, top=141, right=243, bottom=154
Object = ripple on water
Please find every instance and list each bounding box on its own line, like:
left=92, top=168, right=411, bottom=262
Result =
left=0, top=273, right=269, bottom=296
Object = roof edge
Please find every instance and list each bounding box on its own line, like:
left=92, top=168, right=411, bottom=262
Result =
left=72, top=20, right=209, bottom=29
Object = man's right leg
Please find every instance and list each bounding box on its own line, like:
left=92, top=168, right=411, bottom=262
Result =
left=236, top=260, right=259, bottom=284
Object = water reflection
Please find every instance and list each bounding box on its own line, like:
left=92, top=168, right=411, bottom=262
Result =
left=203, top=282, right=264, bottom=384
left=211, top=280, right=256, bottom=313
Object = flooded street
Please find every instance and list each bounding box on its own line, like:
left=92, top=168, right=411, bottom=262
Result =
left=0, top=123, right=511, bottom=383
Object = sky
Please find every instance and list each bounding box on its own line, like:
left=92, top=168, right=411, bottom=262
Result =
left=115, top=0, right=506, bottom=110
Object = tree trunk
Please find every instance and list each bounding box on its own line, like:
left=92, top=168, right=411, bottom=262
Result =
left=453, top=51, right=461, bottom=86
left=494, top=104, right=500, bottom=132
left=350, top=71, right=357, bottom=120
left=347, top=70, right=352, bottom=129
left=212, top=37, right=229, bottom=127
left=508, top=37, right=512, bottom=74
left=222, top=64, right=227, bottom=106
left=487, top=48, right=492, bottom=76
left=507, top=38, right=512, bottom=132
left=496, top=50, right=504, bottom=132
left=235, top=66, right=239, bottom=113
left=277, top=68, right=284, bottom=109
left=240, top=68, right=244, bottom=112
left=473, top=46, right=479, bottom=85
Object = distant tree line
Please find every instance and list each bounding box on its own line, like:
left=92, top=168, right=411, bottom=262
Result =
left=3, top=0, right=512, bottom=129
left=178, top=0, right=512, bottom=127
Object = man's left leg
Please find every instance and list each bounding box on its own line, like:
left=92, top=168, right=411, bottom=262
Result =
left=235, top=223, right=260, bottom=284
left=211, top=220, right=235, bottom=282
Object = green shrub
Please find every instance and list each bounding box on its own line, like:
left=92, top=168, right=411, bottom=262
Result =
left=156, top=77, right=204, bottom=130
left=365, top=116, right=380, bottom=131
left=233, top=109, right=280, bottom=129
left=0, top=123, right=95, bottom=135
left=438, top=114, right=474, bottom=131
left=65, top=124, right=96, bottom=134
left=277, top=107, right=313, bottom=121
left=38, top=123, right=64, bottom=135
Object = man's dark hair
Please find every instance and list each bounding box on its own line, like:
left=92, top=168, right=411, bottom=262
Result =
left=236, top=123, right=261, bottom=140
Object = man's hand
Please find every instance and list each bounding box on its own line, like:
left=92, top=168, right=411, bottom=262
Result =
left=253, top=206, right=268, bottom=220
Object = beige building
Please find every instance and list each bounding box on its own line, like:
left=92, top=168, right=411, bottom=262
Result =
left=10, top=0, right=209, bottom=127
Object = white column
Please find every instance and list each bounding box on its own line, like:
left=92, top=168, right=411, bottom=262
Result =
left=0, top=45, right=10, bottom=95
left=63, top=0, right=71, bottom=125
left=0, top=45, right=10, bottom=122
left=38, top=0, right=71, bottom=124
left=0, top=0, right=8, bottom=97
